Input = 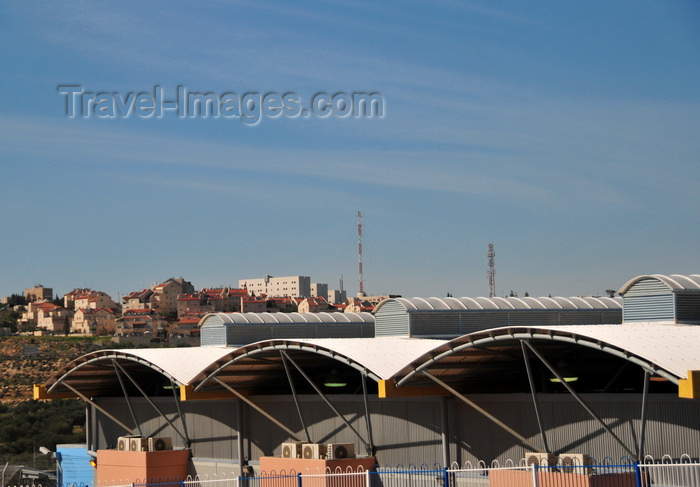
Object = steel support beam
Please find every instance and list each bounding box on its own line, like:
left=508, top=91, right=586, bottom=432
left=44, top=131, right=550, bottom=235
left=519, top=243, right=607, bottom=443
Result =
left=520, top=341, right=550, bottom=453
left=361, top=372, right=376, bottom=456
left=212, top=377, right=304, bottom=442
left=169, top=377, right=190, bottom=447
left=280, top=352, right=311, bottom=443
left=111, top=359, right=143, bottom=437
left=440, top=396, right=450, bottom=468
left=112, top=361, right=189, bottom=445
left=522, top=340, right=639, bottom=460
left=283, top=353, right=371, bottom=452
left=420, top=370, right=540, bottom=451
left=61, top=382, right=136, bottom=435
left=638, top=370, right=650, bottom=459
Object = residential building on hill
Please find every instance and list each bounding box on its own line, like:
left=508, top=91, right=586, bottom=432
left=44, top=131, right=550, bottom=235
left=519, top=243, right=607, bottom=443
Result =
left=344, top=297, right=375, bottom=313
left=310, top=283, right=328, bottom=299
left=172, top=313, right=206, bottom=337
left=115, top=309, right=163, bottom=336
left=151, top=278, right=195, bottom=315
left=35, top=302, right=73, bottom=333
left=63, top=288, right=92, bottom=309
left=122, top=289, right=154, bottom=312
left=74, top=291, right=119, bottom=311
left=297, top=297, right=334, bottom=313
left=24, top=285, right=52, bottom=303
left=239, top=275, right=314, bottom=298
left=327, top=289, right=347, bottom=304
left=241, top=295, right=267, bottom=313
left=18, top=301, right=72, bottom=331
left=177, top=293, right=215, bottom=317
left=72, top=308, right=116, bottom=335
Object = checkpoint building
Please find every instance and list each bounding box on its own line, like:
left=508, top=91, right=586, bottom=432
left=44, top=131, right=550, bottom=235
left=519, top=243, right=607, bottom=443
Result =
left=35, top=274, right=700, bottom=480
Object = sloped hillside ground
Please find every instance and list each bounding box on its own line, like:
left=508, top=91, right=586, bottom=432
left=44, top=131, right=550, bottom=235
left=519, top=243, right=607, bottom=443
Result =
left=0, top=336, right=112, bottom=403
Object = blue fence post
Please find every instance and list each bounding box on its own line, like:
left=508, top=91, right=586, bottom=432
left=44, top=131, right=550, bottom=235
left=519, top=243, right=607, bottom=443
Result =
left=297, top=471, right=303, bottom=487
left=442, top=467, right=449, bottom=487
left=633, top=462, right=642, bottom=487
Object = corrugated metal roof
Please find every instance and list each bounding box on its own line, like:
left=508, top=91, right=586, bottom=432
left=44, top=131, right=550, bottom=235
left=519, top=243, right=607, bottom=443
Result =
left=619, top=274, right=700, bottom=294
left=397, top=323, right=700, bottom=386
left=375, top=296, right=622, bottom=313
left=192, top=337, right=448, bottom=390
left=105, top=346, right=234, bottom=384
left=273, top=337, right=448, bottom=379
left=44, top=346, right=234, bottom=395
left=201, top=311, right=374, bottom=326
left=533, top=323, right=700, bottom=379
left=43, top=323, right=697, bottom=399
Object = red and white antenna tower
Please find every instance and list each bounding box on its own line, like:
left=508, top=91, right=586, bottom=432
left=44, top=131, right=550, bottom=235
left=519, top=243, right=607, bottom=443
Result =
left=487, top=243, right=496, bottom=298
left=357, top=210, right=364, bottom=296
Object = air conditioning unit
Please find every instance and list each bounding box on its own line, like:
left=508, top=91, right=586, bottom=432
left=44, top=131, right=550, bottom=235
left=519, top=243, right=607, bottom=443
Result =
left=326, top=443, right=355, bottom=460
left=130, top=436, right=148, bottom=452
left=302, top=443, right=326, bottom=460
left=117, top=435, right=144, bottom=452
left=558, top=453, right=592, bottom=474
left=148, top=436, right=173, bottom=451
left=281, top=441, right=305, bottom=458
left=526, top=452, right=557, bottom=467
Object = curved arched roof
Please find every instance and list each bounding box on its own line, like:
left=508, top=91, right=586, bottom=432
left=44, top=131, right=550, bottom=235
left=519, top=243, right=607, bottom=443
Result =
left=395, top=323, right=700, bottom=388
left=39, top=326, right=698, bottom=400
left=191, top=337, right=446, bottom=392
left=200, top=311, right=374, bottom=326
left=618, top=274, right=700, bottom=294
left=374, top=296, right=622, bottom=313
left=41, top=346, right=233, bottom=397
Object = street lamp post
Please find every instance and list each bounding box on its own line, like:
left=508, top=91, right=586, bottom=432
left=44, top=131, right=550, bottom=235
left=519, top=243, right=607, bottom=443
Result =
left=39, top=447, right=62, bottom=487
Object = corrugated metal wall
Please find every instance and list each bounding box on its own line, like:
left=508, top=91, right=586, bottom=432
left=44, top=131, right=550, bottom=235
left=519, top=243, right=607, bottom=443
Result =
left=374, top=300, right=410, bottom=337
left=622, top=279, right=675, bottom=322
left=450, top=393, right=700, bottom=465
left=201, top=315, right=226, bottom=346
left=93, top=392, right=699, bottom=468
left=201, top=322, right=375, bottom=346
left=398, top=310, right=621, bottom=338
left=676, top=293, right=700, bottom=323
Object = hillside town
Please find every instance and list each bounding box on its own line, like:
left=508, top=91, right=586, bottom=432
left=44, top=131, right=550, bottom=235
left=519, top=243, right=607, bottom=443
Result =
left=0, top=277, right=397, bottom=339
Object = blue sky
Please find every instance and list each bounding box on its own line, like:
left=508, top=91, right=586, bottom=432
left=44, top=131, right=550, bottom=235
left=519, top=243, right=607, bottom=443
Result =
left=1, top=1, right=698, bottom=301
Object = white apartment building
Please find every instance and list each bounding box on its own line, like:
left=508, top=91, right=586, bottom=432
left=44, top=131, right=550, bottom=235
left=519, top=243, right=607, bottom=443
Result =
left=310, top=283, right=328, bottom=299
left=239, top=275, right=312, bottom=298
left=327, top=289, right=347, bottom=305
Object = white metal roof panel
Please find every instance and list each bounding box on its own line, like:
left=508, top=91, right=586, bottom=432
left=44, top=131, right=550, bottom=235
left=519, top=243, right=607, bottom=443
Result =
left=102, top=346, right=234, bottom=384
left=377, top=296, right=621, bottom=313
left=443, top=323, right=700, bottom=381
left=619, top=274, right=700, bottom=294
left=268, top=337, right=448, bottom=379
left=533, top=323, right=700, bottom=380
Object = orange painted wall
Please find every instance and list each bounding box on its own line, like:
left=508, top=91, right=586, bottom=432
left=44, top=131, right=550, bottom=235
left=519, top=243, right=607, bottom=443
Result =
left=489, top=469, right=637, bottom=487
left=95, top=449, right=190, bottom=484
left=259, top=457, right=376, bottom=487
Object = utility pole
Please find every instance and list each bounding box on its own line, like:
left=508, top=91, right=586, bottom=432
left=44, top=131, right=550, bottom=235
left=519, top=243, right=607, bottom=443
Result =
left=357, top=211, right=364, bottom=296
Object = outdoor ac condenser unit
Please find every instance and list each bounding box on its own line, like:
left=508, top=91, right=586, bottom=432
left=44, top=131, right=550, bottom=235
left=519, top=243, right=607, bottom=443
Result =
left=281, top=442, right=305, bottom=458
left=117, top=435, right=143, bottom=451
left=326, top=443, right=355, bottom=460
left=148, top=436, right=173, bottom=451
left=302, top=443, right=326, bottom=459
left=526, top=452, right=557, bottom=467
left=558, top=453, right=592, bottom=474
left=117, top=436, right=130, bottom=451
left=130, top=436, right=148, bottom=452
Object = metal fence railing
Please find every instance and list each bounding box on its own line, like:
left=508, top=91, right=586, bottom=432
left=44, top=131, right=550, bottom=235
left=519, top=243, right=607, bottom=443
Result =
left=7, top=455, right=700, bottom=487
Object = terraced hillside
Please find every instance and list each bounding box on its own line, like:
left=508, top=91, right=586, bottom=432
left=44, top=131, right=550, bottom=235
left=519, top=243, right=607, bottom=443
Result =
left=0, top=336, right=112, bottom=403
